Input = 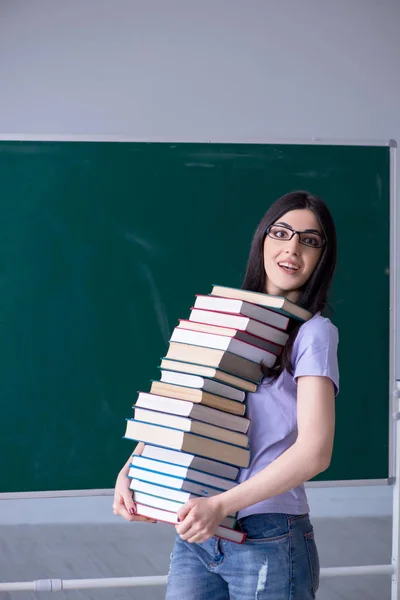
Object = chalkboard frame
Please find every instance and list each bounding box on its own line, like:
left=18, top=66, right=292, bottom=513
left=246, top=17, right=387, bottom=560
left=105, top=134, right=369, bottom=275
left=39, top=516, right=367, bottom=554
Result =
left=0, top=135, right=396, bottom=498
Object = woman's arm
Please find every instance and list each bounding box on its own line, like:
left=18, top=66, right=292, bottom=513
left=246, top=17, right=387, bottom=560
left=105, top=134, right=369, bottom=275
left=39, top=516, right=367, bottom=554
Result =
left=218, top=375, right=335, bottom=515
left=176, top=375, right=335, bottom=542
left=120, top=442, right=145, bottom=477
left=113, top=442, right=156, bottom=522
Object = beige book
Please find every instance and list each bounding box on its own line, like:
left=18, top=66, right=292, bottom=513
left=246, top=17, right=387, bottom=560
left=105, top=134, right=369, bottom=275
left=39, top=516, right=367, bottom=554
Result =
left=133, top=407, right=249, bottom=447
left=165, top=342, right=262, bottom=383
left=136, top=392, right=249, bottom=433
left=150, top=380, right=245, bottom=416
left=124, top=420, right=250, bottom=467
left=159, top=358, right=257, bottom=393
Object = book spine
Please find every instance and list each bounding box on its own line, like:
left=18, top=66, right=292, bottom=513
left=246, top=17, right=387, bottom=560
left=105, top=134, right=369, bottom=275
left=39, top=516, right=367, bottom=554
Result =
left=140, top=445, right=240, bottom=480
left=130, top=458, right=236, bottom=491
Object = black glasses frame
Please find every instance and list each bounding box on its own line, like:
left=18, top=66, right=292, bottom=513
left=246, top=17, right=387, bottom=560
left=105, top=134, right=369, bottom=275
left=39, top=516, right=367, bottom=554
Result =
left=265, top=225, right=326, bottom=249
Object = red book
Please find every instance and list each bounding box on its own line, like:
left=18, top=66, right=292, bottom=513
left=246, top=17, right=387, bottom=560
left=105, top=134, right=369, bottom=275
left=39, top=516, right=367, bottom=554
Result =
left=179, top=319, right=283, bottom=356
left=170, top=327, right=277, bottom=366
left=134, top=502, right=246, bottom=544
left=189, top=306, right=289, bottom=345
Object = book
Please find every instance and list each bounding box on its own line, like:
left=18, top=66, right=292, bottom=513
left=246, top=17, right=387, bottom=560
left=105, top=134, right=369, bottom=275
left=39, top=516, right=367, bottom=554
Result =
left=141, top=445, right=239, bottom=480
left=210, top=285, right=312, bottom=321
left=170, top=327, right=277, bottom=366
left=129, top=477, right=212, bottom=502
left=159, top=358, right=257, bottom=393
left=128, top=466, right=227, bottom=495
left=136, top=392, right=250, bottom=433
left=179, top=319, right=283, bottom=356
left=150, top=380, right=245, bottom=416
left=166, top=342, right=262, bottom=383
left=132, top=502, right=246, bottom=544
left=159, top=370, right=245, bottom=402
left=129, top=477, right=221, bottom=503
left=132, top=407, right=249, bottom=447
left=124, top=420, right=250, bottom=467
left=188, top=307, right=290, bottom=345
left=131, top=491, right=237, bottom=529
left=130, top=455, right=238, bottom=491
left=193, top=294, right=290, bottom=330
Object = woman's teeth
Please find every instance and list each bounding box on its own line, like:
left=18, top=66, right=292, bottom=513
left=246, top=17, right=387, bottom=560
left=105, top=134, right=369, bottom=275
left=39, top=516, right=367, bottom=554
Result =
left=278, top=262, right=299, bottom=272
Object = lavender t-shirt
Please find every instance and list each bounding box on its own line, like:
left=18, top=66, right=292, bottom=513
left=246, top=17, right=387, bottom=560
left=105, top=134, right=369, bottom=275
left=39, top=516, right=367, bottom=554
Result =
left=237, top=313, right=339, bottom=519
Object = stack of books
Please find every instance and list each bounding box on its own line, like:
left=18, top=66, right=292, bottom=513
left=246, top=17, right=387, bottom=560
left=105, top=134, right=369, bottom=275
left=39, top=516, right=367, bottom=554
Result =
left=124, top=285, right=311, bottom=543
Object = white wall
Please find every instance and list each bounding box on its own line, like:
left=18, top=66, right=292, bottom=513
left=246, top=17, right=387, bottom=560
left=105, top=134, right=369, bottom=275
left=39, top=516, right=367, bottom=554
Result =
left=1, top=0, right=399, bottom=141
left=0, top=0, right=398, bottom=522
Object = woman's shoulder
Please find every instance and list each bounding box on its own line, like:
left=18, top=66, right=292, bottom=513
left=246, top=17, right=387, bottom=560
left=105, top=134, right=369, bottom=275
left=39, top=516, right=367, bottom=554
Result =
left=290, top=312, right=340, bottom=393
left=295, top=312, right=338, bottom=351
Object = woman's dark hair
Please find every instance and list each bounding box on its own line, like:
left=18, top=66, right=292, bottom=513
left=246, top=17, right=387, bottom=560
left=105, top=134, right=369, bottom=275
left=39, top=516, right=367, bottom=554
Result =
left=242, top=190, right=337, bottom=379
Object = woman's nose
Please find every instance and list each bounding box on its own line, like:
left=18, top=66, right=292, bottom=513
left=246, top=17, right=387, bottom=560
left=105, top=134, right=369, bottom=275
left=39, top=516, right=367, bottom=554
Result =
left=286, top=233, right=301, bottom=253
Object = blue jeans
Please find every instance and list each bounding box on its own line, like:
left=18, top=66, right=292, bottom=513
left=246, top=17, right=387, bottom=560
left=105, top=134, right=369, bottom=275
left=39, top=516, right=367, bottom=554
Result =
left=165, top=513, right=319, bottom=600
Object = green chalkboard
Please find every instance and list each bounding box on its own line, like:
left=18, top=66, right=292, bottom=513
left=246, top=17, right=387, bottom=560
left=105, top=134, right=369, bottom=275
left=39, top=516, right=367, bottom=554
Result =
left=0, top=141, right=390, bottom=493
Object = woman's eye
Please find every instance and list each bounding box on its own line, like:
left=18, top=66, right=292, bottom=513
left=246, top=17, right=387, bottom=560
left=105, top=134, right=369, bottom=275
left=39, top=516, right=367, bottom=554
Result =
left=302, top=235, right=321, bottom=248
left=303, top=236, right=318, bottom=246
left=273, top=228, right=289, bottom=238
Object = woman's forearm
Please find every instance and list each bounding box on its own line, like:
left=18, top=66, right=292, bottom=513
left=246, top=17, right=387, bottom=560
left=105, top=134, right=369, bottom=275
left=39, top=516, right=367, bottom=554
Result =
left=217, top=441, right=328, bottom=517
left=119, top=442, right=145, bottom=476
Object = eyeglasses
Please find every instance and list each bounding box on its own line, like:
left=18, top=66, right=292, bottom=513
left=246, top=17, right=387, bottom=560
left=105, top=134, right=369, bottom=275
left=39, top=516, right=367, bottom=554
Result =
left=265, top=224, right=325, bottom=249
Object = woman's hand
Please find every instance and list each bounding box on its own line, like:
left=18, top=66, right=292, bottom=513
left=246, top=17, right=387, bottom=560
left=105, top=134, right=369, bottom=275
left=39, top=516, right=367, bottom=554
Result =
left=113, top=471, right=156, bottom=523
left=175, top=495, right=225, bottom=543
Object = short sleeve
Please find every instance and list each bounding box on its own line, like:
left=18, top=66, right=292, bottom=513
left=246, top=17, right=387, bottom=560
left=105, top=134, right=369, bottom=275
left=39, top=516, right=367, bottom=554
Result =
left=293, top=316, right=339, bottom=396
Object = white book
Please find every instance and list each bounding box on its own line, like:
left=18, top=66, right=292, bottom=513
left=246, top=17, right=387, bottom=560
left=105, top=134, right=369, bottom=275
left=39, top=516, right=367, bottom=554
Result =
left=141, top=445, right=239, bottom=480
left=128, top=466, right=224, bottom=495
left=189, top=308, right=289, bottom=345
left=129, top=478, right=214, bottom=502
left=136, top=392, right=249, bottom=433
left=210, top=285, right=311, bottom=322
left=133, top=503, right=246, bottom=543
left=159, top=370, right=245, bottom=402
left=194, top=294, right=290, bottom=329
left=159, top=358, right=257, bottom=393
left=132, top=491, right=237, bottom=529
left=133, top=490, right=184, bottom=513
left=170, top=327, right=276, bottom=366
left=131, top=455, right=237, bottom=491
left=133, top=407, right=249, bottom=447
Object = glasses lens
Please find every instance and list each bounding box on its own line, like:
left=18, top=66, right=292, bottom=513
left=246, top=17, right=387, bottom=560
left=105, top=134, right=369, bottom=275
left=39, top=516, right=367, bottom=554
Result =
left=298, top=232, right=324, bottom=248
left=268, top=225, right=293, bottom=240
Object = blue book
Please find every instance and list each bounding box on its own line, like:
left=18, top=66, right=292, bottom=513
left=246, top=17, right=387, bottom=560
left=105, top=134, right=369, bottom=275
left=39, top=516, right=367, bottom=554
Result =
left=131, top=490, right=237, bottom=530
left=128, top=465, right=222, bottom=496
left=130, top=455, right=237, bottom=491
left=141, top=445, right=239, bottom=480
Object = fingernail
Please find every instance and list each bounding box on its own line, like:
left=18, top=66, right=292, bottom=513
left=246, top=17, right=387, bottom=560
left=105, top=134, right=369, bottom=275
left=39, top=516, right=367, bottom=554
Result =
left=177, top=517, right=181, bottom=522
left=129, top=507, right=136, bottom=515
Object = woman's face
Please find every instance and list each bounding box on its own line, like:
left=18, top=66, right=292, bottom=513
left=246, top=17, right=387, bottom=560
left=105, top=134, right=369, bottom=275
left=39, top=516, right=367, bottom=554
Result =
left=263, top=208, right=324, bottom=302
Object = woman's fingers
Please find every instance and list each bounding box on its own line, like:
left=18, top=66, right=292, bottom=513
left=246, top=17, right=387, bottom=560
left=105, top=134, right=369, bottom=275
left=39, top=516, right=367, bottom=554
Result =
left=123, top=491, right=137, bottom=514
left=113, top=495, right=156, bottom=522
left=131, top=515, right=158, bottom=523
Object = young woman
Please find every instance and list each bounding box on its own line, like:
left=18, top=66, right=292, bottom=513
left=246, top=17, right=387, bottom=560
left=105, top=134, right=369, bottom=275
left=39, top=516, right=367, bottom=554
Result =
left=113, top=190, right=339, bottom=600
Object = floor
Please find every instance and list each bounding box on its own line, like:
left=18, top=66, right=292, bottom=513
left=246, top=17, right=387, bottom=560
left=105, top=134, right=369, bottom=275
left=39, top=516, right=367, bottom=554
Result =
left=0, top=516, right=393, bottom=599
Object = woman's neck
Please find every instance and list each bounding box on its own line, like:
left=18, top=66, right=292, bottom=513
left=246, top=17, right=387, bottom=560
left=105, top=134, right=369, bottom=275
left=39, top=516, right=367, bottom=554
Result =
left=265, top=283, right=300, bottom=303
